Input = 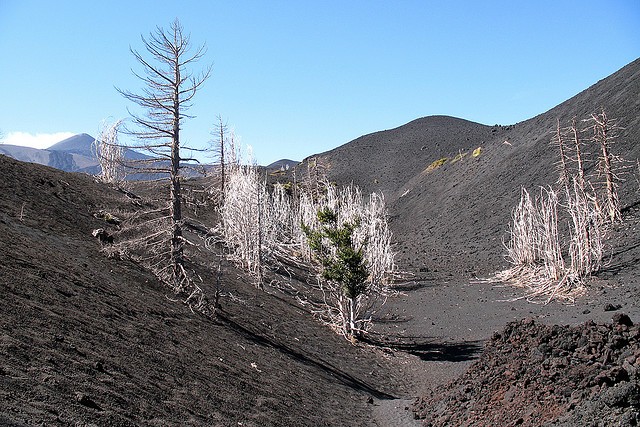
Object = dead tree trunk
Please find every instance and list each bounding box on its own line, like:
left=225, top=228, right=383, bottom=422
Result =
left=170, top=82, right=184, bottom=282
left=116, top=18, right=211, bottom=291
left=570, top=117, right=586, bottom=192
left=554, top=118, right=570, bottom=194
left=591, top=110, right=621, bottom=223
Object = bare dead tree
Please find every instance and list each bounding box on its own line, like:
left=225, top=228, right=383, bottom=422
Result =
left=494, top=111, right=629, bottom=303
left=218, top=161, right=396, bottom=336
left=93, top=119, right=126, bottom=185
left=553, top=118, right=571, bottom=193
left=587, top=110, right=622, bottom=223
left=219, top=164, right=264, bottom=284
left=256, top=173, right=265, bottom=289
left=305, top=156, right=327, bottom=202
left=210, top=115, right=229, bottom=203
left=569, top=117, right=586, bottom=192
left=115, top=19, right=211, bottom=293
left=566, top=179, right=603, bottom=278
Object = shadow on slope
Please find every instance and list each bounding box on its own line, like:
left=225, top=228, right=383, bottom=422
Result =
left=362, top=335, right=482, bottom=363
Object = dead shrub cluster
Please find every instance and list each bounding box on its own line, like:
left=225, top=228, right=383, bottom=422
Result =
left=496, top=110, right=631, bottom=303
left=93, top=119, right=126, bottom=186
left=215, top=160, right=396, bottom=340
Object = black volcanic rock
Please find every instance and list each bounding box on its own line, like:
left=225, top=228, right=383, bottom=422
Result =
left=415, top=317, right=640, bottom=427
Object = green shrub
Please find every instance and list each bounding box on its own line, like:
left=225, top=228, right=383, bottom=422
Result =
left=302, top=207, right=369, bottom=339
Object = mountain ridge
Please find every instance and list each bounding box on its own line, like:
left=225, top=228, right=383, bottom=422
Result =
left=0, top=133, right=158, bottom=174
left=304, top=57, right=640, bottom=275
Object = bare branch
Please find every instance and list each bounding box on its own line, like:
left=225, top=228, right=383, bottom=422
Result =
left=114, top=19, right=212, bottom=309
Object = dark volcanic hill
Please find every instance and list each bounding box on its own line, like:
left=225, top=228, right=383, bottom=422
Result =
left=311, top=57, right=640, bottom=276
left=310, top=115, right=503, bottom=198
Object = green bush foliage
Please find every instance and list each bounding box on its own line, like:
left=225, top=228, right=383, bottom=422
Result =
left=303, top=207, right=368, bottom=300
left=302, top=207, right=370, bottom=339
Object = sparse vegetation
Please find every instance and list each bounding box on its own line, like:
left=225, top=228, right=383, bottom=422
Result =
left=303, top=208, right=369, bottom=340
left=495, top=110, right=631, bottom=302
left=300, top=187, right=395, bottom=341
left=425, top=157, right=449, bottom=173
left=451, top=150, right=467, bottom=164
left=215, top=155, right=395, bottom=339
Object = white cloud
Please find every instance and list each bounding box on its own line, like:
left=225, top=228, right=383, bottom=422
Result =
left=2, top=131, right=76, bottom=149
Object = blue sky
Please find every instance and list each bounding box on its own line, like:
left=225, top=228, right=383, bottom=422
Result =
left=1, top=1, right=638, bottom=165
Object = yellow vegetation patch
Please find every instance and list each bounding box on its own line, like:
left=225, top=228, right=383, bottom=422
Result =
left=424, top=157, right=449, bottom=173
left=450, top=151, right=467, bottom=164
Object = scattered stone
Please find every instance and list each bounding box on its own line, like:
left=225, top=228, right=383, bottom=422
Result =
left=604, top=303, right=623, bottom=312
left=91, top=228, right=113, bottom=245
left=613, top=313, right=634, bottom=327
left=415, top=316, right=640, bottom=426
left=75, top=392, right=101, bottom=411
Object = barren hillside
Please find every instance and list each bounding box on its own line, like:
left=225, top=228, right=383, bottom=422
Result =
left=0, top=155, right=419, bottom=426
left=311, top=57, right=640, bottom=276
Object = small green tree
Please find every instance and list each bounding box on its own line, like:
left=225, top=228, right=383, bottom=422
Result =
left=303, top=207, right=369, bottom=340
